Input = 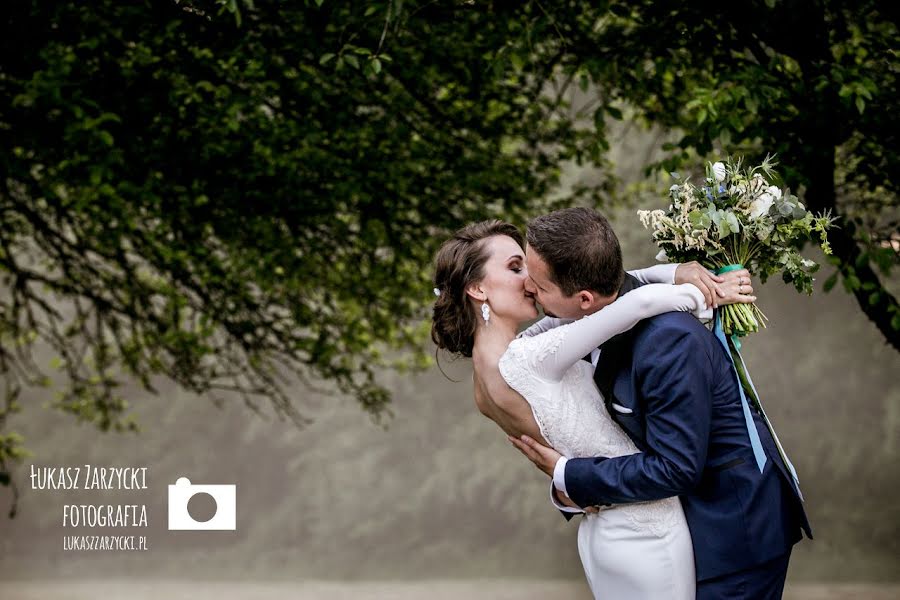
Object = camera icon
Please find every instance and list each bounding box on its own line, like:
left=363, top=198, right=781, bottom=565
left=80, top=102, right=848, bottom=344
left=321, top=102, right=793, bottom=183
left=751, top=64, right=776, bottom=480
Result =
left=167, top=477, right=236, bottom=530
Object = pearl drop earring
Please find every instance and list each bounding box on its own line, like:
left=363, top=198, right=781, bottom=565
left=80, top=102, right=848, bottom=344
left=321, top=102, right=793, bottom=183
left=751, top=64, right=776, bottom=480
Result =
left=481, top=302, right=491, bottom=324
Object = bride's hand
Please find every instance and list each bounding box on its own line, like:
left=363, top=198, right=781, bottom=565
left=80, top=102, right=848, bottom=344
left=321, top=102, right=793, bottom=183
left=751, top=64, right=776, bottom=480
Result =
left=674, top=261, right=725, bottom=308
left=716, top=270, right=757, bottom=306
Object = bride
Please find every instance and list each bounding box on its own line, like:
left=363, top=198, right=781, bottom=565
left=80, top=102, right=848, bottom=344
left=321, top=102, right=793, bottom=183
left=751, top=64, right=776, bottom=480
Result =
left=430, top=219, right=755, bottom=599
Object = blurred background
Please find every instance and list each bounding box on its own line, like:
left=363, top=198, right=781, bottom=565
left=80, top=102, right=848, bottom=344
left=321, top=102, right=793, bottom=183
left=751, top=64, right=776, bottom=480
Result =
left=1, top=1, right=897, bottom=598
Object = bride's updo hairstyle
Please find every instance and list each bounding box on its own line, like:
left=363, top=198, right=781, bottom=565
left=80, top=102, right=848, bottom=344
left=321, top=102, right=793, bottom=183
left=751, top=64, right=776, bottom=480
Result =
left=431, top=220, right=524, bottom=358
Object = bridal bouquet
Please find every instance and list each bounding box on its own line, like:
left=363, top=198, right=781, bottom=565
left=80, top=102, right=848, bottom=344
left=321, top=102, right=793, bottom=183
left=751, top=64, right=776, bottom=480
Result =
left=638, top=156, right=835, bottom=337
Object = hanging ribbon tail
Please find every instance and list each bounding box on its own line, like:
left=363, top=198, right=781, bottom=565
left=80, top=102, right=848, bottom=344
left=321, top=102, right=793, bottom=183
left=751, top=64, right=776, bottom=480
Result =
left=713, top=310, right=767, bottom=474
left=731, top=340, right=803, bottom=498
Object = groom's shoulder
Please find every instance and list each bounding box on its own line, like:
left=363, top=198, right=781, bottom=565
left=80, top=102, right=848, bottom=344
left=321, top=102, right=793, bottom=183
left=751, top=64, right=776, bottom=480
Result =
left=633, top=311, right=712, bottom=345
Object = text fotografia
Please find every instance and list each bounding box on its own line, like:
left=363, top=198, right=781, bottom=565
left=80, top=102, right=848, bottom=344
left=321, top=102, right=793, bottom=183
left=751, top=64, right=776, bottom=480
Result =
left=30, top=465, right=148, bottom=490
left=63, top=504, right=148, bottom=528
left=63, top=535, right=149, bottom=552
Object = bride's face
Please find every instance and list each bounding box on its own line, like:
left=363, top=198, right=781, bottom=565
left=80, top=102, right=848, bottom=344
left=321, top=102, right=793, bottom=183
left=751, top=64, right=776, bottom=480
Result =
left=470, top=235, right=539, bottom=323
left=524, top=245, right=589, bottom=319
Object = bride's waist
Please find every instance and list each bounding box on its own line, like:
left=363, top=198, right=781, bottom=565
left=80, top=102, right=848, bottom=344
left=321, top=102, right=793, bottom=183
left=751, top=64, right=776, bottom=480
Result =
left=581, top=496, right=681, bottom=519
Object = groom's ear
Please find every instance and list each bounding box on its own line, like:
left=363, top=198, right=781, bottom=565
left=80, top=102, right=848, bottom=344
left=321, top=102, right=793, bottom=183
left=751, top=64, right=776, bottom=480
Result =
left=577, top=290, right=596, bottom=310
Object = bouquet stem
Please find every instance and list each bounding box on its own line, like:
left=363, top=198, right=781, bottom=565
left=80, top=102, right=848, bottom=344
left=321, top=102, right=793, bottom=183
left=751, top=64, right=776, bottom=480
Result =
left=719, top=300, right=768, bottom=336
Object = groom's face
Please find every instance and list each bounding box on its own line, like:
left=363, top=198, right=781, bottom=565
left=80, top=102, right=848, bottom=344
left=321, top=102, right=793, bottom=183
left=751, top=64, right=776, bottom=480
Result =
left=524, top=245, right=590, bottom=319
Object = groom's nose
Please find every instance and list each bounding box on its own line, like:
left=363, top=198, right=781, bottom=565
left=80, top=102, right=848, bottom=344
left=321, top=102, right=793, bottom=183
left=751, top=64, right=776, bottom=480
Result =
left=524, top=277, right=537, bottom=294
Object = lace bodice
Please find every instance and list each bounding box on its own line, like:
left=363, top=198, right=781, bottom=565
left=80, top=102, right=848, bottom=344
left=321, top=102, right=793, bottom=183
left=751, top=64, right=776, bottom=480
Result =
left=498, top=276, right=709, bottom=535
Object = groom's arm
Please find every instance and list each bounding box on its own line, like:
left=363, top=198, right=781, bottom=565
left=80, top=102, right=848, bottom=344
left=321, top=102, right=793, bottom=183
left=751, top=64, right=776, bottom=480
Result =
left=563, top=321, right=715, bottom=507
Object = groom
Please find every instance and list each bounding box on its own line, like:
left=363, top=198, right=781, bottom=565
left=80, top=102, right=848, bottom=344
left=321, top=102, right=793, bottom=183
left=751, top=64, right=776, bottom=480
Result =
left=510, top=207, right=811, bottom=599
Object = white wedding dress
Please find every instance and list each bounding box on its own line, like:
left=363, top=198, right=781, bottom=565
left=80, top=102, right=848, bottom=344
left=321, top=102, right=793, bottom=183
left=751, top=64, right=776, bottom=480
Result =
left=498, top=266, right=708, bottom=599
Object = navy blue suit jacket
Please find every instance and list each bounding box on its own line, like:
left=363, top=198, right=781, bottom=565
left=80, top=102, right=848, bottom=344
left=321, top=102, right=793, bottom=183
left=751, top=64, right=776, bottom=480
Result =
left=563, top=277, right=812, bottom=581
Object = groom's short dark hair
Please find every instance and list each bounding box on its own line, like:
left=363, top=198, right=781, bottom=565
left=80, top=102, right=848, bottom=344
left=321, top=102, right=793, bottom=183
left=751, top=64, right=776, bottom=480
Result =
left=526, top=207, right=624, bottom=297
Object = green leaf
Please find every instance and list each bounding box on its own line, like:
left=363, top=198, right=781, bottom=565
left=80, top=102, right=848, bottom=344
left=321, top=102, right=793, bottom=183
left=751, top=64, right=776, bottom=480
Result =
left=725, top=211, right=741, bottom=233
left=717, top=218, right=732, bottom=239
left=319, top=53, right=335, bottom=65
left=745, top=96, right=758, bottom=114
left=344, top=54, right=359, bottom=69
left=689, top=210, right=711, bottom=229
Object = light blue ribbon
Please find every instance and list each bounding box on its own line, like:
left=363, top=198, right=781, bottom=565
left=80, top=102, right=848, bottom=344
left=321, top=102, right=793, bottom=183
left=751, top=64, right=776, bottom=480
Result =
left=730, top=338, right=802, bottom=492
left=713, top=309, right=767, bottom=473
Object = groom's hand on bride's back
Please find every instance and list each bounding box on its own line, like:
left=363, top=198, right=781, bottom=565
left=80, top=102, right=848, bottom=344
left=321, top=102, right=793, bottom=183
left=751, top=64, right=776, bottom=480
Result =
left=554, top=487, right=601, bottom=513
left=508, top=435, right=560, bottom=477
left=510, top=435, right=602, bottom=514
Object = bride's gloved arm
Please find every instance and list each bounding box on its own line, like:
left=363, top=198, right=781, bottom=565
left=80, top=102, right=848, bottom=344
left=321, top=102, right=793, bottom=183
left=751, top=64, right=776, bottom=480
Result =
left=518, top=284, right=709, bottom=382
left=516, top=316, right=572, bottom=339
left=517, top=265, right=678, bottom=339
left=517, top=262, right=716, bottom=337
left=518, top=262, right=713, bottom=339
left=627, top=263, right=678, bottom=285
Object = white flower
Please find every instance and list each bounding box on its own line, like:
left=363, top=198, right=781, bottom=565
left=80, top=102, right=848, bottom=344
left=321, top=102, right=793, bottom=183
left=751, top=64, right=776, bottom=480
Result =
left=729, top=183, right=748, bottom=197
left=433, top=288, right=441, bottom=297
left=712, top=162, right=727, bottom=183
left=749, top=173, right=766, bottom=194
left=749, top=192, right=774, bottom=219
left=766, top=185, right=782, bottom=200
left=655, top=249, right=669, bottom=263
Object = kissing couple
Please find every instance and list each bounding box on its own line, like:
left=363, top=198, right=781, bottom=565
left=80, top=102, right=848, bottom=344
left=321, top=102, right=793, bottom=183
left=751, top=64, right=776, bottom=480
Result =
left=431, top=208, right=811, bottom=599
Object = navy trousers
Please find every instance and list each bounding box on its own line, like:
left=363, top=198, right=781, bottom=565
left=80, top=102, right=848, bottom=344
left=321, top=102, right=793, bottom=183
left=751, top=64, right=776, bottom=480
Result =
left=696, top=550, right=792, bottom=600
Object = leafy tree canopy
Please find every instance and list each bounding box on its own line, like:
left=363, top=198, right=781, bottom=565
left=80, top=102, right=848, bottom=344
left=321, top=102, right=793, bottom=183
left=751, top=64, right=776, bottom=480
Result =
left=1, top=0, right=896, bottom=496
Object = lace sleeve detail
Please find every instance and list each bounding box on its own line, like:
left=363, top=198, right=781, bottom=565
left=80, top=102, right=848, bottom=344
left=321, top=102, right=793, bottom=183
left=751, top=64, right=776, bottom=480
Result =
left=507, top=283, right=707, bottom=382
